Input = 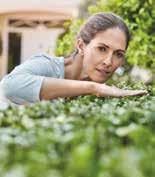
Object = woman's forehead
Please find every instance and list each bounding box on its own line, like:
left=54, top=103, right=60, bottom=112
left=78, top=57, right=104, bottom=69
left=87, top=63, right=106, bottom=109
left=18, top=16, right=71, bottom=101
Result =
left=91, top=27, right=127, bottom=51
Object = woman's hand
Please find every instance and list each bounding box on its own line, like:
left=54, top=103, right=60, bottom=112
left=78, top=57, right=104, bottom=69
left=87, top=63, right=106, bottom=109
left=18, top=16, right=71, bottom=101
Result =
left=94, top=83, right=148, bottom=97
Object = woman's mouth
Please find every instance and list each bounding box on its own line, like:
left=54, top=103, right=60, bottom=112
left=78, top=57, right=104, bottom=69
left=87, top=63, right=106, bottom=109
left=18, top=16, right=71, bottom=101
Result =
left=96, top=68, right=111, bottom=76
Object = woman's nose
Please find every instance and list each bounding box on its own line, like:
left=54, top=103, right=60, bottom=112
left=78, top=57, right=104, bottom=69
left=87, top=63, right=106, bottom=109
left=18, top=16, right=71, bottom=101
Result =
left=102, top=53, right=113, bottom=67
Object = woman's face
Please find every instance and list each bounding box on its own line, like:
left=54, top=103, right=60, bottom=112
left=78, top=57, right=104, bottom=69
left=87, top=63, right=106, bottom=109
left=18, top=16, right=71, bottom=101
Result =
left=81, top=27, right=127, bottom=83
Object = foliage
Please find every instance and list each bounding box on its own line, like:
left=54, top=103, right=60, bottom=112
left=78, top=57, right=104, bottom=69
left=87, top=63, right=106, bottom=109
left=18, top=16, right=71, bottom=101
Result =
left=88, top=0, right=155, bottom=69
left=0, top=83, right=155, bottom=177
left=55, top=20, right=84, bottom=57
left=56, top=0, right=155, bottom=70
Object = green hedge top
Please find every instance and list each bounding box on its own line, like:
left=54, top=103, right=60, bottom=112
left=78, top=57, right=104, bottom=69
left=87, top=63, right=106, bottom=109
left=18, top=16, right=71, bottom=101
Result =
left=0, top=83, right=155, bottom=177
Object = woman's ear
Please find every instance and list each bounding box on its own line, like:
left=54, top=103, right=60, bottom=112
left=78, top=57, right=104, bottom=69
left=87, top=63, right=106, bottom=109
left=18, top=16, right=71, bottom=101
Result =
left=76, top=38, right=86, bottom=56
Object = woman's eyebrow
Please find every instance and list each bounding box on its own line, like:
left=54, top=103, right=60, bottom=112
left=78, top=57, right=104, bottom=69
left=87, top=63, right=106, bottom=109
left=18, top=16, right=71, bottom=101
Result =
left=98, top=42, right=109, bottom=48
left=98, top=42, right=125, bottom=52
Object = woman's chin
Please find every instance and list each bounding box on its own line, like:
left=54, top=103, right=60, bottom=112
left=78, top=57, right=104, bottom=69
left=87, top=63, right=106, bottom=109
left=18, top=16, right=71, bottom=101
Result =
left=89, top=75, right=109, bottom=83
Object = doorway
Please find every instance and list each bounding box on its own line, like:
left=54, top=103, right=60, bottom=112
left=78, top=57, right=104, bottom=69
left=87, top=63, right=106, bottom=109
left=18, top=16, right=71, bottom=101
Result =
left=8, top=32, right=22, bottom=73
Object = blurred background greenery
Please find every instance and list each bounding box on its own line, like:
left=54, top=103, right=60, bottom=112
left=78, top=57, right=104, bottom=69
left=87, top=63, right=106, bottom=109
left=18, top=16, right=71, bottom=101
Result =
left=55, top=0, right=155, bottom=84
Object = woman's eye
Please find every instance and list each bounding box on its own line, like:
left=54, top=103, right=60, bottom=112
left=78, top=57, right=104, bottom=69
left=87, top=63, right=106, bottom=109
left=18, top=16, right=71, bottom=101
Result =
left=116, top=52, right=124, bottom=59
left=98, top=47, right=106, bottom=52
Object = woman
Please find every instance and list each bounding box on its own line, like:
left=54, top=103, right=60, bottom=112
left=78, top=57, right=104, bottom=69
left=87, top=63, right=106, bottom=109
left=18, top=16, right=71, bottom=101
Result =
left=0, top=12, right=147, bottom=105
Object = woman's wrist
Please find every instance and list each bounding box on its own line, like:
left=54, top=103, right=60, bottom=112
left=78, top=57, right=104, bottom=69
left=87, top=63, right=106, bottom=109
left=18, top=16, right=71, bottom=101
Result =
left=87, top=82, right=100, bottom=96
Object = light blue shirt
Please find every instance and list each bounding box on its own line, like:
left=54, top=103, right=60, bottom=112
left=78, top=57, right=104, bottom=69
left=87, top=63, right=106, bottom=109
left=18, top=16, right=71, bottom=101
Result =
left=0, top=53, right=65, bottom=105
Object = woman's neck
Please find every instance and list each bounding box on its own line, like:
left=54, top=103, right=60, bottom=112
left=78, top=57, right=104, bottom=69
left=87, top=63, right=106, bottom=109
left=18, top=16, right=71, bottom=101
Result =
left=64, top=54, right=85, bottom=80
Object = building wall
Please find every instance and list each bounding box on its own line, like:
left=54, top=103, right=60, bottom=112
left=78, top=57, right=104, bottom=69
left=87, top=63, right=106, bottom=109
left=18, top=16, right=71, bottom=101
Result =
left=0, top=15, right=6, bottom=78
left=0, top=0, right=84, bottom=79
left=21, top=28, right=64, bottom=61
left=0, top=56, right=1, bottom=78
left=0, top=11, right=72, bottom=78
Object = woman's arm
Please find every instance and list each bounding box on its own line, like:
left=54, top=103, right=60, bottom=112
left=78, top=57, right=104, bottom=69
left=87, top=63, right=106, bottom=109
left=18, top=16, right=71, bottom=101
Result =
left=1, top=75, right=147, bottom=104
left=40, top=77, right=148, bottom=100
left=40, top=78, right=96, bottom=100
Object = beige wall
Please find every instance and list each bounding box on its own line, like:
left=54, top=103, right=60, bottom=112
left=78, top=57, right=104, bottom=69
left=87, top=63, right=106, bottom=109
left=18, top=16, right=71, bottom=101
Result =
left=0, top=11, right=72, bottom=78
left=0, top=58, right=2, bottom=79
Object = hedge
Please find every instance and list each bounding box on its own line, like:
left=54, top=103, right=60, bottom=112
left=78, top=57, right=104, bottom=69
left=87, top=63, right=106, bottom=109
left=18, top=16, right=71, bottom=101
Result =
left=0, top=83, right=154, bottom=177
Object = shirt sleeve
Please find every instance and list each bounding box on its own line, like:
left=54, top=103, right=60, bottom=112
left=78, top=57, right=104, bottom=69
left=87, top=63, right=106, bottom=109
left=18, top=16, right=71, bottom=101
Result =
left=0, top=74, right=44, bottom=105
left=0, top=54, right=63, bottom=105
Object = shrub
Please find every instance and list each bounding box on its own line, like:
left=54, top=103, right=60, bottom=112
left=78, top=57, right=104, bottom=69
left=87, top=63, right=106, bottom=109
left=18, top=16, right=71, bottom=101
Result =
left=0, top=83, right=154, bottom=177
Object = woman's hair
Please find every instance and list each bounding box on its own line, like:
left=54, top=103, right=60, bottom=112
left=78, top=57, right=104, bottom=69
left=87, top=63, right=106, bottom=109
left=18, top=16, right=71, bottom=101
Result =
left=74, top=12, right=130, bottom=56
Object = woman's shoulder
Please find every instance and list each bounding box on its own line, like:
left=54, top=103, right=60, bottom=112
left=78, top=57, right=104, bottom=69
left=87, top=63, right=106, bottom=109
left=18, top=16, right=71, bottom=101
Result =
left=29, top=53, right=64, bottom=63
left=6, top=53, right=65, bottom=78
